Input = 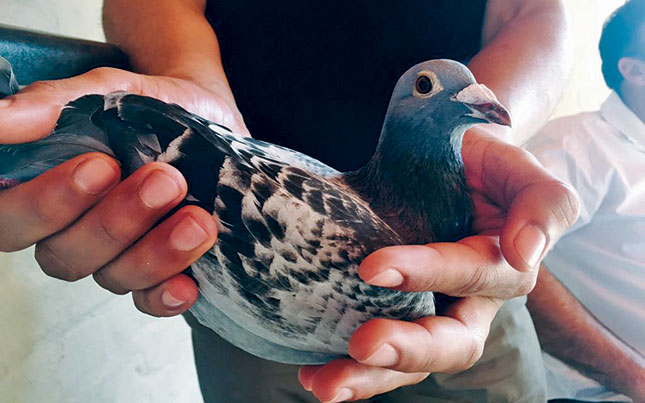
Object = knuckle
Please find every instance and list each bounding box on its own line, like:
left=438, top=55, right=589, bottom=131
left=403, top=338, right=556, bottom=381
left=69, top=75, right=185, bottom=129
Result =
left=25, top=80, right=59, bottom=93
left=554, top=182, right=581, bottom=229
left=0, top=227, right=27, bottom=252
left=418, top=343, right=438, bottom=372
left=97, top=212, right=133, bottom=245
left=93, top=270, right=129, bottom=295
left=28, top=195, right=63, bottom=228
left=462, top=336, right=485, bottom=370
left=453, top=265, right=490, bottom=296
left=538, top=180, right=581, bottom=229
left=131, top=292, right=148, bottom=314
left=416, top=325, right=439, bottom=371
left=132, top=291, right=160, bottom=317
left=514, top=274, right=538, bottom=296
left=127, top=254, right=162, bottom=289
left=35, top=242, right=85, bottom=282
left=86, top=67, right=123, bottom=82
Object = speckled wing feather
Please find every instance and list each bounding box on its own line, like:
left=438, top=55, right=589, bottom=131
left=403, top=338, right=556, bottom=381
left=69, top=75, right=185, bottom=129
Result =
left=104, top=93, right=436, bottom=364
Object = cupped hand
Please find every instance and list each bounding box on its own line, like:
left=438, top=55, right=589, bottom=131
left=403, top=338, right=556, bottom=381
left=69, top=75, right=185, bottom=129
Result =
left=298, top=127, right=581, bottom=402
left=0, top=67, right=248, bottom=316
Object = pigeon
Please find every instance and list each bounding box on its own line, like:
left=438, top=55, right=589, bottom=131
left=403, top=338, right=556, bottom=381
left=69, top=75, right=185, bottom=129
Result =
left=0, top=58, right=511, bottom=364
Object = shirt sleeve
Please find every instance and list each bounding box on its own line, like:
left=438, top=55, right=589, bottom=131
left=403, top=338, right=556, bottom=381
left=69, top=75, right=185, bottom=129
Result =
left=524, top=116, right=614, bottom=234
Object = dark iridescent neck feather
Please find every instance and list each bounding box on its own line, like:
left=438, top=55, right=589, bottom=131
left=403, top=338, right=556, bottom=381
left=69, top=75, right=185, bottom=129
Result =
left=344, top=121, right=473, bottom=245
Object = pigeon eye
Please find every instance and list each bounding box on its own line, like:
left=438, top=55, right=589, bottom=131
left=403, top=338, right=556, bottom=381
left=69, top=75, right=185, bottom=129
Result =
left=415, top=76, right=433, bottom=94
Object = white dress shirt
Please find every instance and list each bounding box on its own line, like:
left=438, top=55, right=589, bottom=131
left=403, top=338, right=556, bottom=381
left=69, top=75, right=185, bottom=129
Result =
left=526, top=92, right=645, bottom=402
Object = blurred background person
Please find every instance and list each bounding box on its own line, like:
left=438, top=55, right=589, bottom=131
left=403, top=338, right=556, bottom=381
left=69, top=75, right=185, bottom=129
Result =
left=526, top=1, right=645, bottom=401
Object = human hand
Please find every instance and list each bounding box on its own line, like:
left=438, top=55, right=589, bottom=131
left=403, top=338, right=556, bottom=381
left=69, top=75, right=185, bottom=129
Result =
left=628, top=372, right=645, bottom=403
left=298, top=127, right=580, bottom=402
left=0, top=67, right=248, bottom=316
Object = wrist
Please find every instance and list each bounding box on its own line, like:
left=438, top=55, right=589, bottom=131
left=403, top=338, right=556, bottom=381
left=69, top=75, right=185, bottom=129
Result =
left=154, top=66, right=238, bottom=108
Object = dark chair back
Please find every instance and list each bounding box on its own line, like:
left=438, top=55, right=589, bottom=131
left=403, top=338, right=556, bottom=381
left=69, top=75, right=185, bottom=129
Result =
left=0, top=24, right=128, bottom=85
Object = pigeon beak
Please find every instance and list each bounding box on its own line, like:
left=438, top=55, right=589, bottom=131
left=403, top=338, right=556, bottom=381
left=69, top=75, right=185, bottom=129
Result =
left=452, top=83, right=512, bottom=127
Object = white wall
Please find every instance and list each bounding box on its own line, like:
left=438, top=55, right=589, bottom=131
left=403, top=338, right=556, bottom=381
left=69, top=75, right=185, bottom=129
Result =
left=0, top=0, right=105, bottom=41
left=553, top=0, right=627, bottom=117
left=0, top=3, right=203, bottom=402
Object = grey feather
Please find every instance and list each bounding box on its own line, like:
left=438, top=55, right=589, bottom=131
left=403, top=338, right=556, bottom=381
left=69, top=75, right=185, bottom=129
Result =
left=0, top=56, right=19, bottom=98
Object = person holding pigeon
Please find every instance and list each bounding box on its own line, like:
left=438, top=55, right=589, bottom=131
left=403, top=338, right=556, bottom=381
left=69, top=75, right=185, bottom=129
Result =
left=0, top=0, right=578, bottom=401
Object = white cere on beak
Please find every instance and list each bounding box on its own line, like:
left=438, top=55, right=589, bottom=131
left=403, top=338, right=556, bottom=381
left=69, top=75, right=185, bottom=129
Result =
left=452, top=83, right=499, bottom=105
left=452, top=83, right=512, bottom=127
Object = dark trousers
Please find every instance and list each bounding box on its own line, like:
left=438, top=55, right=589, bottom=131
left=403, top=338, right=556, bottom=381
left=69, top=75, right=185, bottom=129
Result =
left=185, top=297, right=547, bottom=403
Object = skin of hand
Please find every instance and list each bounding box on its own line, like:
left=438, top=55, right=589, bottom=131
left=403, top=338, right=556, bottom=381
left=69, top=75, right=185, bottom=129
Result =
left=528, top=266, right=645, bottom=401
left=297, top=0, right=576, bottom=401
left=0, top=0, right=247, bottom=316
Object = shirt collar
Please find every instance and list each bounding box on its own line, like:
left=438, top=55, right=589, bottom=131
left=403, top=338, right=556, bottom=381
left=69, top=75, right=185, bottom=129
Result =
left=601, top=91, right=645, bottom=152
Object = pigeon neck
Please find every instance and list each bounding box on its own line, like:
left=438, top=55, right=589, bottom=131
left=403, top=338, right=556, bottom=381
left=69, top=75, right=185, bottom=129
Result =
left=346, top=123, right=472, bottom=244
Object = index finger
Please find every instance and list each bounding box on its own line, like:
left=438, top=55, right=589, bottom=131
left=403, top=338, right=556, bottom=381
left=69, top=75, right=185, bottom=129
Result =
left=358, top=236, right=534, bottom=298
left=348, top=296, right=504, bottom=374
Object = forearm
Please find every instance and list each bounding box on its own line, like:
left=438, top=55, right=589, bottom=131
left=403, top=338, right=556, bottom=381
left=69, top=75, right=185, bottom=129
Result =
left=469, top=0, right=572, bottom=144
left=102, top=0, right=234, bottom=102
left=527, top=266, right=645, bottom=399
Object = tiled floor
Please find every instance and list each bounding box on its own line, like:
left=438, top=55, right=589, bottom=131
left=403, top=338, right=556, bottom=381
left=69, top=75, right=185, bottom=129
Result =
left=0, top=1, right=203, bottom=402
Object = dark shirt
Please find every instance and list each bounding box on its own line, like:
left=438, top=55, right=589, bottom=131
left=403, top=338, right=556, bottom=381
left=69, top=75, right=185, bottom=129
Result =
left=206, top=1, right=487, bottom=171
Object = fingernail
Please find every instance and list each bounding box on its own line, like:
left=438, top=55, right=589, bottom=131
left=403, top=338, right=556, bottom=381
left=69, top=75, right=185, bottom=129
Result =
left=170, top=216, right=209, bottom=251
left=515, top=224, right=547, bottom=268
left=139, top=171, right=181, bottom=208
left=360, top=343, right=399, bottom=367
left=162, top=289, right=185, bottom=308
left=328, top=388, right=353, bottom=403
left=0, top=99, right=12, bottom=108
left=366, top=269, right=404, bottom=287
left=72, top=158, right=118, bottom=194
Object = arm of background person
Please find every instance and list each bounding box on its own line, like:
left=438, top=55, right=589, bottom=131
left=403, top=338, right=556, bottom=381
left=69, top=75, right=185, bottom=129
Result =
left=468, top=0, right=572, bottom=145
left=527, top=266, right=645, bottom=402
left=0, top=0, right=246, bottom=318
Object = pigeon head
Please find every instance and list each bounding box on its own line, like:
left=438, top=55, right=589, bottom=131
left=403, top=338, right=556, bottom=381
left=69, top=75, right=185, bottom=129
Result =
left=349, top=60, right=512, bottom=243
left=377, top=59, right=511, bottom=163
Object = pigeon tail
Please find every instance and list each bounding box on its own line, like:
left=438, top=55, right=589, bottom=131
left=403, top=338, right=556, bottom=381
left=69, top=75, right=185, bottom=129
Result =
left=0, top=56, right=19, bottom=98
left=0, top=95, right=115, bottom=189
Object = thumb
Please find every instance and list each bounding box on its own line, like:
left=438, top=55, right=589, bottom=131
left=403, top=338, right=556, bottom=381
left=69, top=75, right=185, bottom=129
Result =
left=464, top=130, right=581, bottom=273
left=0, top=67, right=140, bottom=144
left=500, top=175, right=580, bottom=272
